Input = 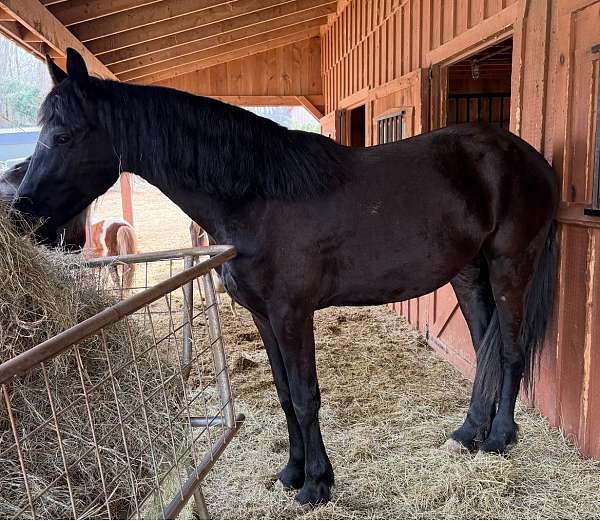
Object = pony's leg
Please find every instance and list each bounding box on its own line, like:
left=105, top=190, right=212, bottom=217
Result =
left=109, top=265, right=121, bottom=289
left=230, top=298, right=243, bottom=323
left=269, top=308, right=333, bottom=506
left=449, top=258, right=497, bottom=451
left=252, top=314, right=306, bottom=489
left=480, top=253, right=537, bottom=453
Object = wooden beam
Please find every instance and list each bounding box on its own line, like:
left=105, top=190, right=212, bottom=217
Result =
left=296, top=95, right=324, bottom=120
left=71, top=0, right=232, bottom=42
left=119, top=19, right=325, bottom=82
left=110, top=3, right=335, bottom=75
left=119, top=173, right=134, bottom=225
left=137, top=28, right=321, bottom=84
left=209, top=95, right=320, bottom=106
left=0, top=0, right=117, bottom=79
left=48, top=0, right=162, bottom=27
left=0, top=20, right=53, bottom=59
left=87, top=0, right=297, bottom=55
left=0, top=6, right=12, bottom=20
left=426, top=3, right=517, bottom=66
left=102, top=0, right=335, bottom=66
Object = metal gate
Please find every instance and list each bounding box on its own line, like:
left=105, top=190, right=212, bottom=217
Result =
left=0, top=246, right=242, bottom=519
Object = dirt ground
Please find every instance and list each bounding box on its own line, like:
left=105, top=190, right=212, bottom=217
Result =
left=95, top=190, right=600, bottom=519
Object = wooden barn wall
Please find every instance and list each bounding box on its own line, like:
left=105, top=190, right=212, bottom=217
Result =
left=321, top=0, right=519, bottom=115
left=156, top=36, right=323, bottom=111
left=321, top=0, right=600, bottom=460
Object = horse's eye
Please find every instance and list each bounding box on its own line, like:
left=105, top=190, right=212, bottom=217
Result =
left=55, top=134, right=71, bottom=145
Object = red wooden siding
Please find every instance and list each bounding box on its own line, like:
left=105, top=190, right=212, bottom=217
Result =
left=322, top=0, right=600, bottom=460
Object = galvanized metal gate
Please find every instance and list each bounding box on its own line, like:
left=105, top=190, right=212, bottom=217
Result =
left=0, top=246, right=242, bottom=519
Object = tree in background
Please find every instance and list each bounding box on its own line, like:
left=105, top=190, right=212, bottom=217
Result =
left=246, top=106, right=320, bottom=133
left=0, top=37, right=51, bottom=128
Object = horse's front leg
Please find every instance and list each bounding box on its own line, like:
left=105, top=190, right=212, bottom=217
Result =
left=252, top=314, right=305, bottom=489
left=269, top=306, right=334, bottom=506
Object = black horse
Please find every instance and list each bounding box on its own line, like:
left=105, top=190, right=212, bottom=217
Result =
left=13, top=49, right=558, bottom=506
left=2, top=157, right=88, bottom=250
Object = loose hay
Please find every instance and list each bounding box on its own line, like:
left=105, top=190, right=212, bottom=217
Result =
left=0, top=209, right=182, bottom=519
left=204, top=305, right=600, bottom=519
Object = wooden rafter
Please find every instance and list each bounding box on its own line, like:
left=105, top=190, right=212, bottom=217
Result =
left=296, top=96, right=324, bottom=120
left=135, top=27, right=321, bottom=84
left=87, top=0, right=298, bottom=55
left=0, top=0, right=116, bottom=78
left=48, top=0, right=162, bottom=27
left=71, top=0, right=232, bottom=42
left=121, top=19, right=324, bottom=82
left=102, top=0, right=336, bottom=66
left=111, top=3, right=335, bottom=75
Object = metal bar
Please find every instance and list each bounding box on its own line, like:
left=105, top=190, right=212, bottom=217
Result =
left=0, top=247, right=236, bottom=385
left=83, top=245, right=231, bottom=268
left=193, top=486, right=210, bottom=520
left=162, top=415, right=245, bottom=520
left=181, top=255, right=194, bottom=380
left=455, top=98, right=459, bottom=124
left=3, top=384, right=36, bottom=519
left=190, top=417, right=225, bottom=428
left=202, top=272, right=235, bottom=430
left=448, top=92, right=511, bottom=98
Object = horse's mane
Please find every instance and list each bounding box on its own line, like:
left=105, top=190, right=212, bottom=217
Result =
left=40, top=78, right=346, bottom=201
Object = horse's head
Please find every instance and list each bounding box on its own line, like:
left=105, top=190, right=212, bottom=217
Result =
left=12, top=49, right=119, bottom=245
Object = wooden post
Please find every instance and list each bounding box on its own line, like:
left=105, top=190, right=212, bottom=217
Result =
left=120, top=172, right=134, bottom=226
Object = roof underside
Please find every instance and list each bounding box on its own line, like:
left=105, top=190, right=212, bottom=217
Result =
left=0, top=0, right=335, bottom=84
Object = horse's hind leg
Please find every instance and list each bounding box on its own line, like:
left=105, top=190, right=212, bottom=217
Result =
left=449, top=256, right=497, bottom=451
left=252, top=314, right=306, bottom=490
left=480, top=245, right=544, bottom=453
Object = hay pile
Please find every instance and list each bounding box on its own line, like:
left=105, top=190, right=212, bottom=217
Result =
left=0, top=208, right=182, bottom=519
left=202, top=305, right=600, bottom=519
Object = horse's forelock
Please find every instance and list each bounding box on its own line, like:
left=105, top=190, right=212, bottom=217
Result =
left=39, top=81, right=87, bottom=127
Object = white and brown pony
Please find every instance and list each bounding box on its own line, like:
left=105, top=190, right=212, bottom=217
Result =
left=190, top=221, right=240, bottom=320
left=88, top=218, right=139, bottom=291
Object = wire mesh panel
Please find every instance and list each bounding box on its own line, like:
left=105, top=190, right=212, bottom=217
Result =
left=0, top=246, right=242, bottom=520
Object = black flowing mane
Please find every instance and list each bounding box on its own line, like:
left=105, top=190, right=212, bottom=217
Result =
left=40, top=78, right=347, bottom=200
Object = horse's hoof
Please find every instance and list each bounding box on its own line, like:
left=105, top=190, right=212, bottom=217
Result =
left=479, top=432, right=518, bottom=454
left=479, top=422, right=518, bottom=454
left=443, top=438, right=470, bottom=454
left=295, top=481, right=331, bottom=507
left=277, top=464, right=305, bottom=490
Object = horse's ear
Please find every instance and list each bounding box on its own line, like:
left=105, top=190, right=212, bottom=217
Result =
left=46, top=54, right=67, bottom=86
left=66, top=48, right=89, bottom=85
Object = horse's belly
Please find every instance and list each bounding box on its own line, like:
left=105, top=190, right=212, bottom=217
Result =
left=318, top=241, right=477, bottom=308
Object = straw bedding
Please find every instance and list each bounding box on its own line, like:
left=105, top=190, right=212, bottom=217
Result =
left=204, top=304, right=600, bottom=519
left=0, top=208, right=182, bottom=519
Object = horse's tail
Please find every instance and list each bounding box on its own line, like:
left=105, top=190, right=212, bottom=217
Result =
left=521, top=221, right=558, bottom=392
left=116, top=223, right=138, bottom=290
left=476, top=222, right=558, bottom=399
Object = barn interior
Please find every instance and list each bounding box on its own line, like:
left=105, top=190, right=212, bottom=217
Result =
left=446, top=38, right=513, bottom=129
left=2, top=0, right=600, bottom=518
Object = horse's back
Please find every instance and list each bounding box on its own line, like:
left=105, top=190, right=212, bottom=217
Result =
left=90, top=218, right=135, bottom=257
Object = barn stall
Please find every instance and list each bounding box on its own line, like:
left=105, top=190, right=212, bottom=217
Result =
left=0, top=0, right=600, bottom=518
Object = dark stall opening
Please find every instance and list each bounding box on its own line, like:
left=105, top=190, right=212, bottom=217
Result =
left=446, top=38, right=513, bottom=130
left=349, top=104, right=366, bottom=147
